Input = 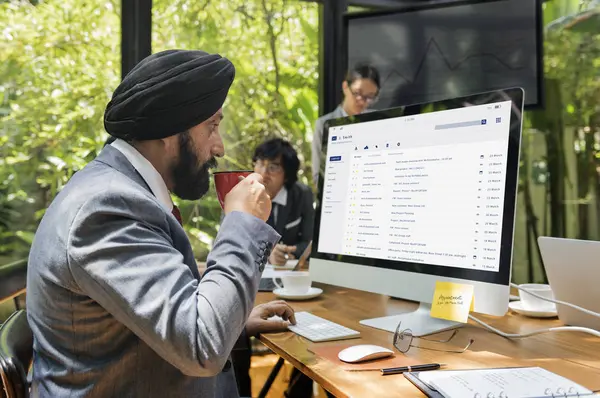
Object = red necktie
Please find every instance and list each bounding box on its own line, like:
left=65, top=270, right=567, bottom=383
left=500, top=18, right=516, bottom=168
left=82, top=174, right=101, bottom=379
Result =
left=172, top=205, right=183, bottom=226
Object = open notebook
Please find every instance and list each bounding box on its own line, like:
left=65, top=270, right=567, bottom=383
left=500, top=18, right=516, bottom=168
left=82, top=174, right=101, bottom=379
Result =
left=405, top=367, right=597, bottom=398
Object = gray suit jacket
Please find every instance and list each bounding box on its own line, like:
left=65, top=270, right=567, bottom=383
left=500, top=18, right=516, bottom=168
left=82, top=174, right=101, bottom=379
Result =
left=26, top=146, right=280, bottom=397
left=311, top=105, right=346, bottom=184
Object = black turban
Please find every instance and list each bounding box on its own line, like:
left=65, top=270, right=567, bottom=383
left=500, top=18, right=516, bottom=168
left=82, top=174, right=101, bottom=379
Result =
left=104, top=49, right=235, bottom=141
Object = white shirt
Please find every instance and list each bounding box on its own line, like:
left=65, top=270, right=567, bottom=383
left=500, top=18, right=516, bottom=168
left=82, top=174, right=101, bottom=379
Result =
left=271, top=186, right=288, bottom=224
left=111, top=139, right=173, bottom=212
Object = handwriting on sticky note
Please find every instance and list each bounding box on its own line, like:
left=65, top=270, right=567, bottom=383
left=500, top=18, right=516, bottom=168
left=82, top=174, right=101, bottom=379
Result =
left=437, top=294, right=465, bottom=306
left=430, top=281, right=474, bottom=323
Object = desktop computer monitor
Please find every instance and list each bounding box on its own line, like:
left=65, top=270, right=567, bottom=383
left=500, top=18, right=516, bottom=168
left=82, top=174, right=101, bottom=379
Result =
left=310, top=88, right=524, bottom=336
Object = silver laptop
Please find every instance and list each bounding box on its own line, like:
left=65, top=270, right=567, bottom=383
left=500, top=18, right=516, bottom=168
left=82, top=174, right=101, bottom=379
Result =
left=538, top=237, right=600, bottom=330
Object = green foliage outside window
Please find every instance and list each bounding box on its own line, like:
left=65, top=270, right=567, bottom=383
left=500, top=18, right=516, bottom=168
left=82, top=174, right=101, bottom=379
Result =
left=0, top=0, right=121, bottom=262
left=0, top=0, right=318, bottom=262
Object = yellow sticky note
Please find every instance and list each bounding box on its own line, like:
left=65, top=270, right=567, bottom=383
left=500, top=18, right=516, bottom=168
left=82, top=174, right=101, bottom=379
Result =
left=430, top=281, right=474, bottom=323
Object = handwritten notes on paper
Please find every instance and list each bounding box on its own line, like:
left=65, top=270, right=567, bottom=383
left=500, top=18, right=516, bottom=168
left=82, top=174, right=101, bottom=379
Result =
left=430, top=281, right=474, bottom=323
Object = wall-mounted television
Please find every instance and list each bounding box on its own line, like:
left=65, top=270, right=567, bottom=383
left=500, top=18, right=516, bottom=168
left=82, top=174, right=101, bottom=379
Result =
left=345, top=0, right=543, bottom=109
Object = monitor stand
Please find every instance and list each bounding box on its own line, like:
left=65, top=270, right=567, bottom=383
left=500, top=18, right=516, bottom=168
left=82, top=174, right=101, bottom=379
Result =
left=359, top=302, right=460, bottom=337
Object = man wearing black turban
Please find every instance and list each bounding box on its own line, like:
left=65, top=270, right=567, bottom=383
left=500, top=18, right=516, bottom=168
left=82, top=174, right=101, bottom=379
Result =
left=104, top=49, right=236, bottom=200
left=27, top=49, right=295, bottom=398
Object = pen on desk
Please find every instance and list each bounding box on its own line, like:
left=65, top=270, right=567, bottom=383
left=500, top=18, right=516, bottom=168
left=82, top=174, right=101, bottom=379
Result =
left=381, top=363, right=445, bottom=376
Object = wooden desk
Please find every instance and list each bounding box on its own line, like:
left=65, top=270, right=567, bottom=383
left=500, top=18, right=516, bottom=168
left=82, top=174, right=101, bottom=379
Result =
left=256, top=283, right=600, bottom=398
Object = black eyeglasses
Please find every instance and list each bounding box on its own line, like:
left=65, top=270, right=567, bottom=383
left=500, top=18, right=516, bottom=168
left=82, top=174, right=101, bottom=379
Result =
left=254, top=160, right=283, bottom=174
left=393, top=322, right=474, bottom=354
left=347, top=85, right=379, bottom=104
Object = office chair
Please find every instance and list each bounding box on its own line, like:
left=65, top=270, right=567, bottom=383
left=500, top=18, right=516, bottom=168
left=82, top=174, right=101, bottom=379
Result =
left=0, top=310, right=33, bottom=398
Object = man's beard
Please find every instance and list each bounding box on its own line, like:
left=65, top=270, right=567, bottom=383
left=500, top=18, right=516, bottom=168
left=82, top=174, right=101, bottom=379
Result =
left=171, top=131, right=218, bottom=200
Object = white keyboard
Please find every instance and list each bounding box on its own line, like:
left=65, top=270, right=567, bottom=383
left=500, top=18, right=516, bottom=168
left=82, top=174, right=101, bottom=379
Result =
left=286, top=311, right=361, bottom=342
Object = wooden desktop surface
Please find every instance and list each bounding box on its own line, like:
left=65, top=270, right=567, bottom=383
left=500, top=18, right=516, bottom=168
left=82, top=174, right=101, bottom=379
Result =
left=255, top=282, right=600, bottom=398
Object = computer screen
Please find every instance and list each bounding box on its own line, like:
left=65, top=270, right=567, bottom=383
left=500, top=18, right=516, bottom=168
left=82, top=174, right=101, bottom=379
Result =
left=318, top=101, right=511, bottom=273
left=310, top=88, right=524, bottom=329
left=345, top=0, right=542, bottom=109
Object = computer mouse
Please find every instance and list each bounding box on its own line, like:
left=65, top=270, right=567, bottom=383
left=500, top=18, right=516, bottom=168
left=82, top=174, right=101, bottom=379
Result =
left=337, top=344, right=394, bottom=363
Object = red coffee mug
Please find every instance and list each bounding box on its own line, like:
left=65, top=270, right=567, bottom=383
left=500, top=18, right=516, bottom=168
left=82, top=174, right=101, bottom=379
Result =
left=213, top=170, right=252, bottom=209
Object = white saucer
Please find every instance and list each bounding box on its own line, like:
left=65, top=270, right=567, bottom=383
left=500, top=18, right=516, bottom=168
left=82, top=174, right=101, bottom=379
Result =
left=509, top=301, right=558, bottom=318
left=273, top=287, right=323, bottom=300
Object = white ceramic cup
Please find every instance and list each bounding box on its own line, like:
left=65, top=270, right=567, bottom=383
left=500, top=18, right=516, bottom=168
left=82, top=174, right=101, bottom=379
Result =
left=519, top=283, right=557, bottom=312
left=274, top=271, right=312, bottom=295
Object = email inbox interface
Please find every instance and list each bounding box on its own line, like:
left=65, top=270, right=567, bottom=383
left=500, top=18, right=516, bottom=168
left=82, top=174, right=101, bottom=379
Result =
left=319, top=101, right=512, bottom=272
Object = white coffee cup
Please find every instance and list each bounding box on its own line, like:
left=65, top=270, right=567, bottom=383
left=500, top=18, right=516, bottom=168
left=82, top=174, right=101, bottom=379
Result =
left=274, top=271, right=312, bottom=295
left=519, top=283, right=557, bottom=312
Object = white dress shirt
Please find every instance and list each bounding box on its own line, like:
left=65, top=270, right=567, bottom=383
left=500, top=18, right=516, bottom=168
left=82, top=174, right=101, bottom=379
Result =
left=271, top=186, right=288, bottom=224
left=111, top=139, right=173, bottom=212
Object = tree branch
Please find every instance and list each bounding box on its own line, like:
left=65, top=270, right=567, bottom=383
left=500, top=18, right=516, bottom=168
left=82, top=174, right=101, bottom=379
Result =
left=261, top=0, right=281, bottom=94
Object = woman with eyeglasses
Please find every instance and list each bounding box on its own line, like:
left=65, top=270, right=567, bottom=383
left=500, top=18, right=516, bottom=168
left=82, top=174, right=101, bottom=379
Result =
left=311, top=63, right=381, bottom=184
left=252, top=138, right=314, bottom=266
left=231, top=138, right=315, bottom=398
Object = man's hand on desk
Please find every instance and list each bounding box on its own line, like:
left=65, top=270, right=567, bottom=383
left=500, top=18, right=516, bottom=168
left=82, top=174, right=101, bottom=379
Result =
left=269, top=243, right=297, bottom=266
left=246, top=300, right=296, bottom=337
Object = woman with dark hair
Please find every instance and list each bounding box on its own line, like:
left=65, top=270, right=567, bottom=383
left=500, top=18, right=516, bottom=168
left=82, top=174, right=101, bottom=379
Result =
left=311, top=63, right=381, bottom=184
left=252, top=138, right=326, bottom=398
left=231, top=138, right=315, bottom=397
left=252, top=138, right=314, bottom=265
